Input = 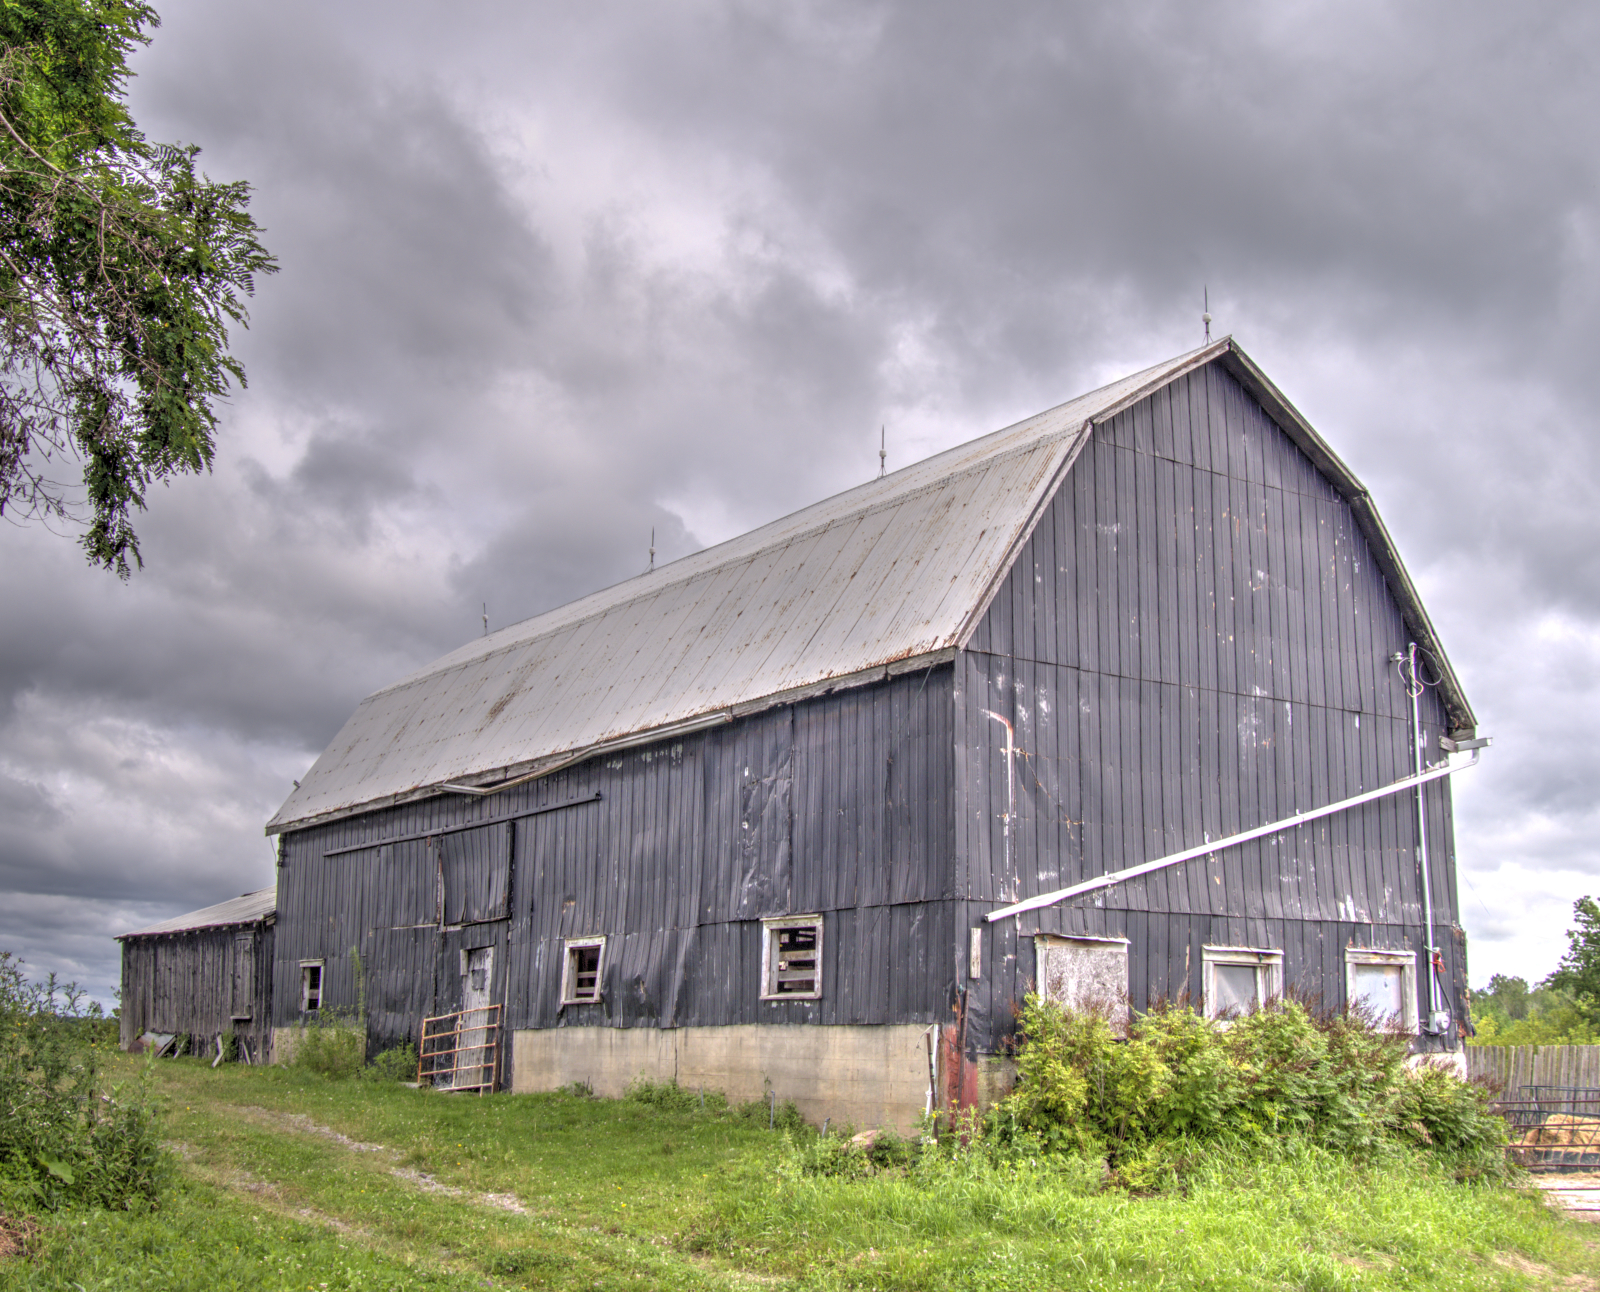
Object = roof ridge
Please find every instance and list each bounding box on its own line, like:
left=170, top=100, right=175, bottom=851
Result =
left=379, top=344, right=1220, bottom=696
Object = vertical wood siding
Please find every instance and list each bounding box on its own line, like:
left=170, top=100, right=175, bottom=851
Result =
left=274, top=666, right=957, bottom=1068
left=117, top=921, right=274, bottom=1060
left=960, top=360, right=1464, bottom=1053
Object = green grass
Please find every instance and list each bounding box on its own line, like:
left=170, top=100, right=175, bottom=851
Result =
left=2, top=1053, right=1595, bottom=1291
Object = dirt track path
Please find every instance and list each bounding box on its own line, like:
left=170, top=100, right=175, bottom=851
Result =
left=1533, top=1173, right=1600, bottom=1222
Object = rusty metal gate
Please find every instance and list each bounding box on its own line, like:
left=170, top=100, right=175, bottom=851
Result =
left=1495, top=1086, right=1600, bottom=1173
left=418, top=1004, right=501, bottom=1093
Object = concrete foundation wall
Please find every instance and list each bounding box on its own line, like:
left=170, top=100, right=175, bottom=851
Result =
left=512, top=1024, right=933, bottom=1131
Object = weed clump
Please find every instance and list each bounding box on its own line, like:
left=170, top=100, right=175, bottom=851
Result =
left=360, top=1042, right=418, bottom=1083
left=623, top=1077, right=806, bottom=1130
left=0, top=952, right=170, bottom=1213
left=287, top=1010, right=367, bottom=1079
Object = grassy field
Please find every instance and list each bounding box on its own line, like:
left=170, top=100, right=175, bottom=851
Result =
left=2, top=1052, right=1596, bottom=1291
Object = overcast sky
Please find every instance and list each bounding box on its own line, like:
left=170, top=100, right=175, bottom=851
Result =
left=2, top=0, right=1595, bottom=1007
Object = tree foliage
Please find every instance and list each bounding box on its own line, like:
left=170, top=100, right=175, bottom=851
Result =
left=1545, top=895, right=1600, bottom=1015
left=0, top=0, right=275, bottom=575
left=0, top=951, right=170, bottom=1211
left=1467, top=902, right=1600, bottom=1044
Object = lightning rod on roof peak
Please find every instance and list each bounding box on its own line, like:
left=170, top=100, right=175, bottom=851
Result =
left=482, top=602, right=488, bottom=637
left=879, top=425, right=886, bottom=479
left=1203, top=286, right=1212, bottom=343
left=649, top=527, right=656, bottom=573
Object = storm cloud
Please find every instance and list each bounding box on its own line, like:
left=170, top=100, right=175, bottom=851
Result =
left=1, top=0, right=1595, bottom=1001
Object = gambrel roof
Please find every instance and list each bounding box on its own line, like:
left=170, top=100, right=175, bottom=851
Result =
left=268, top=339, right=1473, bottom=834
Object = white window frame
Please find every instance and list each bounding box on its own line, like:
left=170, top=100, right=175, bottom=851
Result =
left=1034, top=934, right=1131, bottom=1034
left=559, top=936, right=606, bottom=1005
left=1201, top=945, right=1283, bottom=1021
left=761, top=915, right=823, bottom=1001
left=299, top=959, right=324, bottom=1013
left=1345, top=948, right=1419, bottom=1033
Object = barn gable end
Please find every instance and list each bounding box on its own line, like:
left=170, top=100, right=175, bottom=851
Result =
left=956, top=359, right=1464, bottom=1054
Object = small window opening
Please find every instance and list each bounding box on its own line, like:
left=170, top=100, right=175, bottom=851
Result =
left=560, top=937, right=605, bottom=1005
left=762, top=916, right=823, bottom=1000
left=1345, top=949, right=1418, bottom=1032
left=1202, top=946, right=1282, bottom=1021
left=300, top=961, right=324, bottom=1012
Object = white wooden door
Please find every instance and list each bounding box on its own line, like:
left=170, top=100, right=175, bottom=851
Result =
left=454, top=947, right=494, bottom=1089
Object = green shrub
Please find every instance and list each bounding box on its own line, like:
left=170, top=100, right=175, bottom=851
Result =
left=789, top=1129, right=880, bottom=1179
left=287, top=1011, right=366, bottom=1079
left=0, top=952, right=171, bottom=1211
left=1394, top=1066, right=1508, bottom=1178
left=985, top=994, right=1506, bottom=1180
left=624, top=1078, right=708, bottom=1113
left=733, top=1092, right=806, bottom=1132
left=360, top=1042, right=419, bottom=1083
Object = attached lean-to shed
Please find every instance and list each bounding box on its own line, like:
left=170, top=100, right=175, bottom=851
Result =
left=117, top=887, right=275, bottom=1063
left=265, top=337, right=1483, bottom=1128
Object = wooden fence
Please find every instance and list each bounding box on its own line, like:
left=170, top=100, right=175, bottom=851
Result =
left=1466, top=1045, right=1600, bottom=1092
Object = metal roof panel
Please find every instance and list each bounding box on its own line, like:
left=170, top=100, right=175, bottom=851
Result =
left=275, top=340, right=1451, bottom=833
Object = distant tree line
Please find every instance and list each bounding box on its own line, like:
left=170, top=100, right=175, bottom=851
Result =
left=1470, top=896, right=1600, bottom=1045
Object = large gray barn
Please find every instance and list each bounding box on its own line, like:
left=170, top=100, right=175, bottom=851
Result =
left=265, top=338, right=1481, bottom=1126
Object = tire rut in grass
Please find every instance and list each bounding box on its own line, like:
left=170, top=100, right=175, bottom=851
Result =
left=207, top=1099, right=774, bottom=1290
left=230, top=1104, right=529, bottom=1213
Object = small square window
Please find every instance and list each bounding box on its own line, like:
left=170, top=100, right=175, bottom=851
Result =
left=560, top=937, right=605, bottom=1005
left=762, top=916, right=823, bottom=1000
left=299, top=960, right=324, bottom=1012
left=1346, top=949, right=1418, bottom=1032
left=1202, top=946, right=1282, bottom=1021
left=1034, top=935, right=1131, bottom=1035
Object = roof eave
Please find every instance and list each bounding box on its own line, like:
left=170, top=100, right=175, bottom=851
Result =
left=265, top=645, right=960, bottom=837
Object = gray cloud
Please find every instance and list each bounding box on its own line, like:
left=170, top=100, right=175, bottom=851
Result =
left=1, top=0, right=1595, bottom=1001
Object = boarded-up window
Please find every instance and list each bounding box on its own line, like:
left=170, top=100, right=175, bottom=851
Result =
left=230, top=932, right=255, bottom=1019
left=438, top=824, right=511, bottom=926
left=1035, top=936, right=1129, bottom=1034
left=1345, top=948, right=1418, bottom=1032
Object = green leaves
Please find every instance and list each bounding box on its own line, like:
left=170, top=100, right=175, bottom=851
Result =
left=1544, top=896, right=1600, bottom=1025
left=35, top=1150, right=74, bottom=1183
left=0, top=949, right=170, bottom=1210
left=988, top=995, right=1505, bottom=1179
left=0, top=1, right=276, bottom=574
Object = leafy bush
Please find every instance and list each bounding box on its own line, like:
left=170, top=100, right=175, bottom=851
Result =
left=360, top=1042, right=419, bottom=1083
left=623, top=1076, right=806, bottom=1130
left=733, top=1091, right=806, bottom=1132
left=624, top=1078, right=712, bottom=1113
left=0, top=952, right=170, bottom=1211
left=287, top=1011, right=365, bottom=1079
left=985, top=994, right=1507, bottom=1181
left=1393, top=1066, right=1508, bottom=1178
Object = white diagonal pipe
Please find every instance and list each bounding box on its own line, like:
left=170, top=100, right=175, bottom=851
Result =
left=984, top=748, right=1481, bottom=923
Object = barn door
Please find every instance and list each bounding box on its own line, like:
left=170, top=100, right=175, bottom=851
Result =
left=230, top=932, right=255, bottom=1020
left=437, top=824, right=512, bottom=926
left=364, top=926, right=439, bottom=1052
